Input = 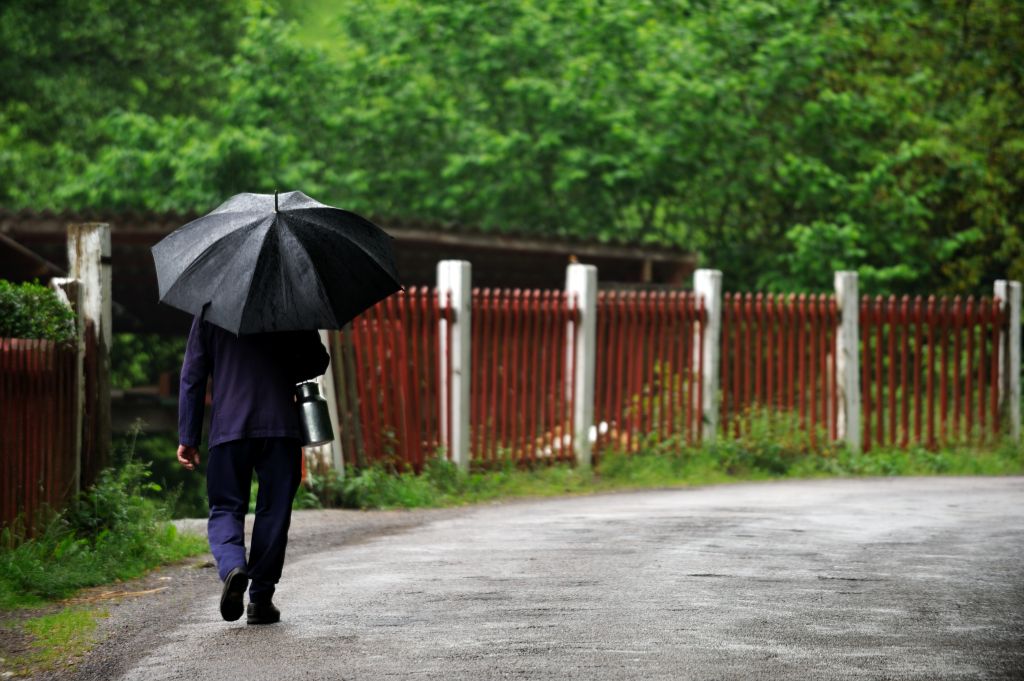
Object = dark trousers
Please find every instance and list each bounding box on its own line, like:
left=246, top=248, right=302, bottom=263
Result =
left=206, top=437, right=302, bottom=603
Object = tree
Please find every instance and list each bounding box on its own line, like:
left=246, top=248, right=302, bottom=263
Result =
left=1, top=0, right=1020, bottom=295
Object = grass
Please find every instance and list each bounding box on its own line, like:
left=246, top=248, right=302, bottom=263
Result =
left=0, top=433, right=207, bottom=677
left=0, top=607, right=109, bottom=676
left=300, top=439, right=1023, bottom=510
left=313, top=410, right=1023, bottom=510
left=0, top=454, right=207, bottom=611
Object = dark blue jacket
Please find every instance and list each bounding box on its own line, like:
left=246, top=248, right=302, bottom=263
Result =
left=178, top=316, right=330, bottom=448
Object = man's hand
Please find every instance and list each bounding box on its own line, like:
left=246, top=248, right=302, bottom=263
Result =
left=177, top=444, right=200, bottom=471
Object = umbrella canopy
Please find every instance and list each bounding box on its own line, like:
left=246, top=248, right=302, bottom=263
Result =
left=152, top=191, right=401, bottom=334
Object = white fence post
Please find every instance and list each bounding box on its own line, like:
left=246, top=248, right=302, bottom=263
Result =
left=49, top=277, right=84, bottom=496
left=67, top=222, right=112, bottom=471
left=438, top=260, right=472, bottom=470
left=565, top=264, right=598, bottom=467
left=834, top=271, right=861, bottom=453
left=693, top=269, right=722, bottom=442
left=994, top=280, right=1021, bottom=443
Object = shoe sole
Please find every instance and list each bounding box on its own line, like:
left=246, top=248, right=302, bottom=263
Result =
left=220, top=569, right=248, bottom=622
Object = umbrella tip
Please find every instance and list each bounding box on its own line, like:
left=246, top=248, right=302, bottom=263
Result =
left=274, top=189, right=279, bottom=213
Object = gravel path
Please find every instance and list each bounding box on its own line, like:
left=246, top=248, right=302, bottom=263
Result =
left=40, top=478, right=1024, bottom=680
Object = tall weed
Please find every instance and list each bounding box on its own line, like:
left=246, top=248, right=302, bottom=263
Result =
left=0, top=439, right=205, bottom=609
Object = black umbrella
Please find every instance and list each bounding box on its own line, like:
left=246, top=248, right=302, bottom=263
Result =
left=152, top=191, right=401, bottom=334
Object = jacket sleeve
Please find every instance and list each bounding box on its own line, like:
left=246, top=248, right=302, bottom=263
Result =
left=178, top=316, right=211, bottom=447
left=290, top=330, right=331, bottom=383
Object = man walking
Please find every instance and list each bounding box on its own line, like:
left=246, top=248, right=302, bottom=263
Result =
left=176, top=309, right=330, bottom=624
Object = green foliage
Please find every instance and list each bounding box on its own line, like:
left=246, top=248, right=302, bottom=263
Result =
left=2, top=607, right=107, bottom=676
left=0, top=0, right=247, bottom=208
left=111, top=333, right=185, bottom=389
left=711, top=409, right=839, bottom=475
left=334, top=416, right=1022, bottom=510
left=2, top=1, right=1021, bottom=295
left=0, top=279, right=75, bottom=343
left=338, top=456, right=598, bottom=509
left=123, top=427, right=209, bottom=519
left=790, top=438, right=1024, bottom=478
left=0, top=440, right=206, bottom=609
left=292, top=480, right=323, bottom=510
left=294, top=466, right=347, bottom=509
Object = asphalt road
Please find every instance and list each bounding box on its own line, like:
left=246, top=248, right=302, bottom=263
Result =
left=101, top=478, right=1024, bottom=680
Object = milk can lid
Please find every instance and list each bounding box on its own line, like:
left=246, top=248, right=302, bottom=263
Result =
left=296, top=381, right=321, bottom=399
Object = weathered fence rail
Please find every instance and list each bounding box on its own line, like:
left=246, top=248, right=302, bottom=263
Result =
left=328, top=266, right=1020, bottom=471
left=330, top=287, right=451, bottom=471
left=860, top=294, right=1004, bottom=451
left=594, top=290, right=705, bottom=456
left=331, top=286, right=579, bottom=470
left=9, top=258, right=1015, bottom=514
left=720, top=293, right=840, bottom=445
left=470, top=288, right=578, bottom=465
left=0, top=339, right=78, bottom=531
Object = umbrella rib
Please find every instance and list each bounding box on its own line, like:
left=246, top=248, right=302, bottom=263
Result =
left=280, top=220, right=340, bottom=329
left=285, top=209, right=401, bottom=286
left=153, top=214, right=268, bottom=291
left=163, top=209, right=266, bottom=236
left=164, top=216, right=272, bottom=324
left=229, top=216, right=285, bottom=333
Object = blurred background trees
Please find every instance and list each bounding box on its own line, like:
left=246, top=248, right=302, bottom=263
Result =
left=2, top=0, right=1020, bottom=294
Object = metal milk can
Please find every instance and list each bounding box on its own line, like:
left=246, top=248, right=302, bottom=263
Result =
left=296, top=381, right=334, bottom=447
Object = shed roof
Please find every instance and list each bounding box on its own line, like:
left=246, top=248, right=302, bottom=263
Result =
left=0, top=209, right=697, bottom=333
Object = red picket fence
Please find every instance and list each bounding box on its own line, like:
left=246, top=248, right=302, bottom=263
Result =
left=330, top=287, right=452, bottom=471
left=335, top=286, right=578, bottom=469
left=593, top=290, right=706, bottom=455
left=470, top=288, right=578, bottom=465
left=0, top=339, right=79, bottom=532
left=334, top=286, right=1012, bottom=470
left=720, top=293, right=840, bottom=444
left=860, top=295, right=1004, bottom=451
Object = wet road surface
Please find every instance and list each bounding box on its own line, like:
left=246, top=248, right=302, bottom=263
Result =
left=115, top=478, right=1023, bottom=680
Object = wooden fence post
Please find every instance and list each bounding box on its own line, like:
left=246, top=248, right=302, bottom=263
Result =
left=694, top=269, right=722, bottom=442
left=304, top=329, right=345, bottom=478
left=994, top=280, right=1021, bottom=443
left=834, top=271, right=861, bottom=453
left=565, top=264, right=597, bottom=467
left=438, top=260, right=472, bottom=470
left=67, top=223, right=111, bottom=484
left=334, top=327, right=366, bottom=468
left=49, top=277, right=84, bottom=496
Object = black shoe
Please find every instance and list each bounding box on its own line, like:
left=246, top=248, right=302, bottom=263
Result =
left=219, top=567, right=249, bottom=622
left=246, top=601, right=281, bottom=625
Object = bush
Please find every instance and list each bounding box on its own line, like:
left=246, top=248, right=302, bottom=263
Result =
left=111, top=333, right=185, bottom=390
left=0, top=445, right=206, bottom=609
left=0, top=279, right=75, bottom=343
left=709, top=408, right=838, bottom=476
left=296, top=466, right=347, bottom=509
left=125, top=426, right=208, bottom=519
